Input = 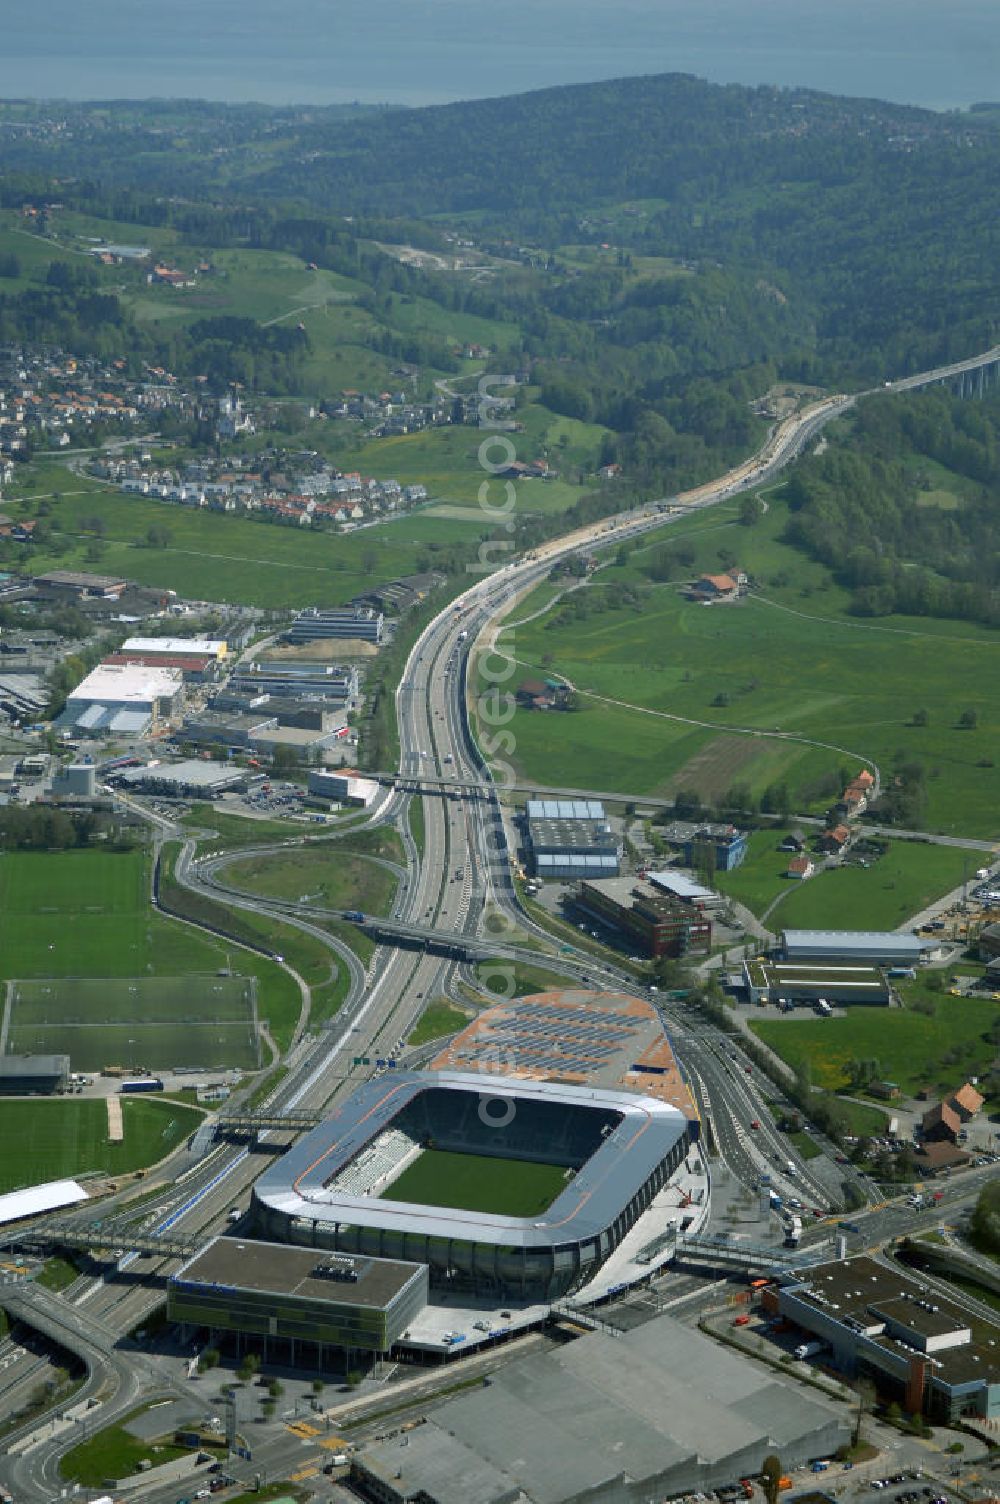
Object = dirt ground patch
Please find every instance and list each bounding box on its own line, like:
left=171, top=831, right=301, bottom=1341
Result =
left=664, top=733, right=771, bottom=798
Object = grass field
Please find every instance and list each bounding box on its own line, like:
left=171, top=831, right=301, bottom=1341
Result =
left=716, top=834, right=980, bottom=927
left=0, top=847, right=298, bottom=1059
left=477, top=492, right=1000, bottom=836
left=751, top=993, right=1000, bottom=1100
left=407, top=999, right=472, bottom=1047
left=61, top=1401, right=205, bottom=1487
left=6, top=975, right=260, bottom=1073
left=0, top=1098, right=203, bottom=1193
left=384, top=1148, right=568, bottom=1217
left=226, top=847, right=398, bottom=916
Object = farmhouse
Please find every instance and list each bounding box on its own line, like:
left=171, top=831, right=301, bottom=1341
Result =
left=921, top=1101, right=961, bottom=1145
left=687, top=570, right=746, bottom=602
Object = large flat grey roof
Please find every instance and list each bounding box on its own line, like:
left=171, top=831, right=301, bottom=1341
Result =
left=359, top=1424, right=521, bottom=1504
left=380, top=1314, right=848, bottom=1504
left=782, top=929, right=929, bottom=956
left=254, top=1070, right=688, bottom=1250
left=171, top=1235, right=423, bottom=1310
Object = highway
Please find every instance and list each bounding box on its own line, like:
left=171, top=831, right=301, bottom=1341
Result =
left=3, top=339, right=1000, bottom=1499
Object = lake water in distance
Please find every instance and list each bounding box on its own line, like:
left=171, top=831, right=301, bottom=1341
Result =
left=0, top=0, right=997, bottom=113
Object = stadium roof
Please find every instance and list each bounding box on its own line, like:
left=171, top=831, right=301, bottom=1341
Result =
left=526, top=798, right=605, bottom=821
left=254, top=1070, right=689, bottom=1250
left=0, top=1178, right=88, bottom=1227
left=359, top=1314, right=848, bottom=1504
left=430, top=990, right=697, bottom=1119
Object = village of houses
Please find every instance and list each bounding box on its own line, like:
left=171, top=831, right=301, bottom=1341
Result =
left=0, top=327, right=562, bottom=532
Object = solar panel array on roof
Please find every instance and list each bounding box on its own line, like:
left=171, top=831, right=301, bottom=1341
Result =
left=449, top=999, right=644, bottom=1076
left=526, top=799, right=605, bottom=821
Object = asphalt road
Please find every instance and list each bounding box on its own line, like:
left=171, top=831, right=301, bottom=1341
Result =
left=4, top=342, right=1000, bottom=1499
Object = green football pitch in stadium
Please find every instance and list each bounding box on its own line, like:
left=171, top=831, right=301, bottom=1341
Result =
left=382, top=1148, right=569, bottom=1217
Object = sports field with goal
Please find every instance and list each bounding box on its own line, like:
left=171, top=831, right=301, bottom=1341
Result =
left=383, top=1148, right=569, bottom=1217
left=4, top=975, right=260, bottom=1073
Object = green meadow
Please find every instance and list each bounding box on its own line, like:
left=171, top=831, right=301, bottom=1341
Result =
left=477, top=495, right=1000, bottom=837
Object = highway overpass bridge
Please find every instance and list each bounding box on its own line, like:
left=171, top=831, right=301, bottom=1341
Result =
left=889, top=344, right=1000, bottom=400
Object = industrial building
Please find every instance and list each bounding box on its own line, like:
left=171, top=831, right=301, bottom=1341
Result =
left=51, top=761, right=98, bottom=799
left=647, top=869, right=722, bottom=908
left=352, top=1314, right=850, bottom=1504
left=230, top=660, right=359, bottom=706
left=659, top=820, right=748, bottom=872
left=0, top=1054, right=70, bottom=1095
left=167, top=1237, right=427, bottom=1362
left=743, top=959, right=891, bottom=1007
left=524, top=798, right=620, bottom=879
left=287, top=606, right=383, bottom=645
left=103, top=650, right=218, bottom=684
left=772, top=1255, right=1000, bottom=1421
left=252, top=1070, right=693, bottom=1304
left=33, top=569, right=127, bottom=600
left=115, top=759, right=245, bottom=799
left=308, top=768, right=379, bottom=806
left=120, top=635, right=227, bottom=663
left=58, top=663, right=184, bottom=738
left=574, top=875, right=712, bottom=958
left=780, top=930, right=930, bottom=966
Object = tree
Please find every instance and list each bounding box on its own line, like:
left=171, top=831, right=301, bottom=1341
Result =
left=262, top=1397, right=277, bottom=1420
left=268, top=1378, right=284, bottom=1398
left=853, top=1376, right=877, bottom=1448
left=238, top=1352, right=261, bottom=1383
left=911, top=707, right=929, bottom=726
left=958, top=708, right=978, bottom=729
left=970, top=1180, right=1000, bottom=1253
left=198, top=1347, right=220, bottom=1373
left=311, top=1377, right=325, bottom=1395
left=146, top=523, right=172, bottom=549
left=761, top=1454, right=784, bottom=1504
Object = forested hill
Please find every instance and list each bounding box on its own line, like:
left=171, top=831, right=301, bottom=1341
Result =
left=244, top=72, right=984, bottom=217
left=3, top=74, right=1000, bottom=380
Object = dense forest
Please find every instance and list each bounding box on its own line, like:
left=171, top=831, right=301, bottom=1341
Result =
left=782, top=388, right=1000, bottom=626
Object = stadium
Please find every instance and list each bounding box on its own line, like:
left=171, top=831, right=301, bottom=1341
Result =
left=252, top=1069, right=694, bottom=1303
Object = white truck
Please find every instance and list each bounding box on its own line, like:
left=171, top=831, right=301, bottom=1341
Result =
left=794, top=1340, right=826, bottom=1361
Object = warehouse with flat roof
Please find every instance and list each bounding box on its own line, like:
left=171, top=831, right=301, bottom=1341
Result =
left=781, top=930, right=930, bottom=965
left=59, top=662, right=184, bottom=737
left=743, top=959, right=891, bottom=1007
left=525, top=798, right=619, bottom=879
left=352, top=1313, right=850, bottom=1504
left=0, top=1054, right=70, bottom=1095
left=116, top=759, right=244, bottom=798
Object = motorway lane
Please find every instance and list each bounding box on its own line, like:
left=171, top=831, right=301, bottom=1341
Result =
left=7, top=347, right=1000, bottom=1497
